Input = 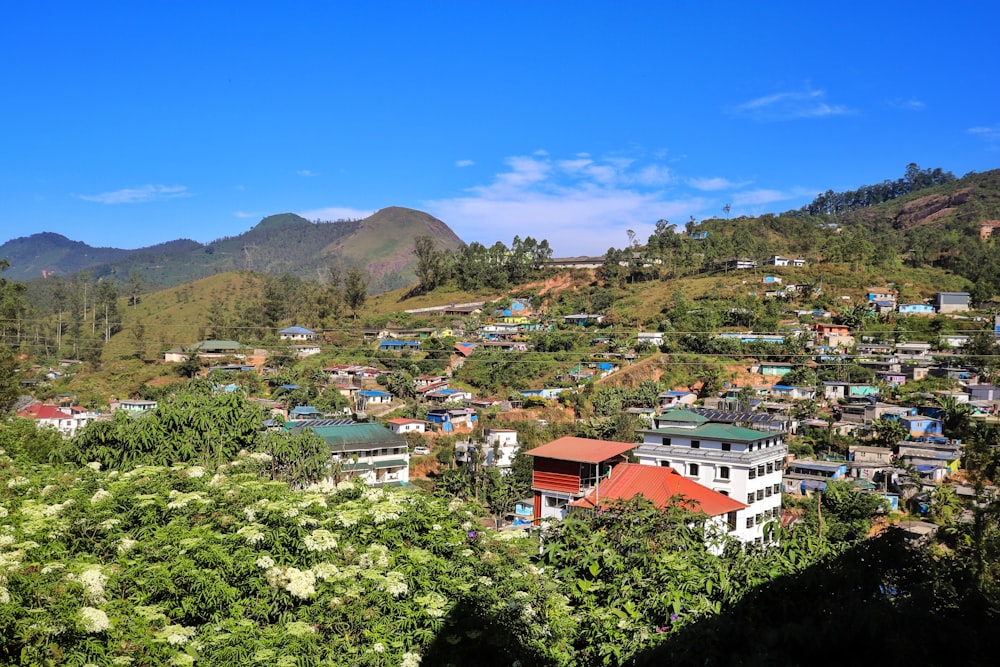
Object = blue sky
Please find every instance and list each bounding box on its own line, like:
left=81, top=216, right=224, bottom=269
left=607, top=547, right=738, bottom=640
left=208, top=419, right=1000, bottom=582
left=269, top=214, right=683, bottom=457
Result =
left=2, top=1, right=999, bottom=257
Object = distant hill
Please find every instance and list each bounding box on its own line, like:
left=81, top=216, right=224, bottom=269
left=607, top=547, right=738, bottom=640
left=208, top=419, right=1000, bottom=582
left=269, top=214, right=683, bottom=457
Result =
left=0, top=207, right=465, bottom=294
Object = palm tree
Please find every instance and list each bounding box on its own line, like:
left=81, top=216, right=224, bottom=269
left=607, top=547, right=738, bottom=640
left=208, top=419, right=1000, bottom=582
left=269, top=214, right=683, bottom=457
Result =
left=937, top=394, right=973, bottom=440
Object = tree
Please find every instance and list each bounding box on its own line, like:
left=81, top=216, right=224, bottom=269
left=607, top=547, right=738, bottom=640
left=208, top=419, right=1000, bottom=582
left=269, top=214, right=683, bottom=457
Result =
left=0, top=343, right=19, bottom=414
left=343, top=267, right=369, bottom=319
left=871, top=417, right=908, bottom=447
left=413, top=235, right=450, bottom=293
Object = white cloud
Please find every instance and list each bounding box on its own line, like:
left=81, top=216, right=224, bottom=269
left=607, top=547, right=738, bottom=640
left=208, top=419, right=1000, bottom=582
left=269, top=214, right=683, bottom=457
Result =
left=297, top=169, right=316, bottom=177
left=297, top=206, right=374, bottom=222
left=424, top=152, right=706, bottom=255
left=970, top=126, right=1000, bottom=146
left=731, top=88, right=851, bottom=120
left=234, top=211, right=261, bottom=218
left=76, top=184, right=190, bottom=204
left=731, top=187, right=814, bottom=207
left=687, top=176, right=747, bottom=191
left=888, top=97, right=925, bottom=111
left=455, top=159, right=475, bottom=168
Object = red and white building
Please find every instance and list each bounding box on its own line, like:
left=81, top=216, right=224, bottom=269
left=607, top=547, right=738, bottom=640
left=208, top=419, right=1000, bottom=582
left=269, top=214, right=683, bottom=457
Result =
left=16, top=402, right=94, bottom=437
left=526, top=437, right=636, bottom=521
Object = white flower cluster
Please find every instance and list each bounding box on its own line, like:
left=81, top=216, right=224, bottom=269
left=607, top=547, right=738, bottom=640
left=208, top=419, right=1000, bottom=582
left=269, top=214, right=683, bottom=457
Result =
left=359, top=543, right=390, bottom=569
left=265, top=566, right=316, bottom=599
left=99, top=519, right=121, bottom=531
left=285, top=621, right=315, bottom=637
left=448, top=497, right=464, bottom=513
left=182, top=466, right=205, bottom=479
left=380, top=571, right=408, bottom=598
left=70, top=566, right=107, bottom=603
left=86, top=461, right=102, bottom=471
left=40, top=485, right=58, bottom=497
left=90, top=488, right=113, bottom=505
left=166, top=490, right=210, bottom=510
left=41, top=562, right=65, bottom=574
left=0, top=586, right=10, bottom=604
left=117, top=538, right=137, bottom=554
left=159, top=624, right=196, bottom=645
left=7, top=476, right=29, bottom=489
left=209, top=473, right=227, bottom=487
left=249, top=452, right=273, bottom=463
left=256, top=555, right=275, bottom=569
left=401, top=652, right=422, bottom=667
left=237, top=524, right=266, bottom=545
left=243, top=507, right=256, bottom=522
left=79, top=606, right=110, bottom=633
left=303, top=529, right=337, bottom=552
left=415, top=592, right=447, bottom=618
left=372, top=642, right=386, bottom=654
left=0, top=505, right=7, bottom=518
left=312, top=562, right=340, bottom=580
left=0, top=534, right=14, bottom=548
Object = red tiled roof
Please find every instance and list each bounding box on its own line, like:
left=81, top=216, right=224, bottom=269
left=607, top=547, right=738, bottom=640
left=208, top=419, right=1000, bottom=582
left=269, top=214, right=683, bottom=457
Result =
left=525, top=436, right=636, bottom=464
left=568, top=463, right=747, bottom=516
left=17, top=403, right=73, bottom=420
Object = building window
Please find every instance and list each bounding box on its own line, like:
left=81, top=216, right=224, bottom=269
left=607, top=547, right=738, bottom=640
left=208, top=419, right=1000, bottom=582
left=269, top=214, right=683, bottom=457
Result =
left=718, top=466, right=730, bottom=480
left=691, top=440, right=700, bottom=449
left=765, top=486, right=773, bottom=497
left=688, top=463, right=699, bottom=476
left=659, top=460, right=670, bottom=467
left=756, top=489, right=764, bottom=501
left=756, top=513, right=763, bottom=525
left=766, top=462, right=774, bottom=474
left=747, top=493, right=755, bottom=505
left=661, top=437, right=671, bottom=446
left=545, top=496, right=567, bottom=508
left=719, top=490, right=730, bottom=496
left=757, top=464, right=765, bottom=476
left=727, top=511, right=737, bottom=531
left=775, top=459, right=783, bottom=470
left=746, top=517, right=754, bottom=529
left=749, top=468, right=756, bottom=480
left=773, top=483, right=781, bottom=494
left=721, top=442, right=731, bottom=452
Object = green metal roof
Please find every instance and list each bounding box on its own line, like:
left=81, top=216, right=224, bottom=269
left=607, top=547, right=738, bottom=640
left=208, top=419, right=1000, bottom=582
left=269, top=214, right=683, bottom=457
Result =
left=373, top=458, right=408, bottom=469
left=646, top=422, right=776, bottom=442
left=308, top=423, right=407, bottom=449
left=657, top=410, right=709, bottom=424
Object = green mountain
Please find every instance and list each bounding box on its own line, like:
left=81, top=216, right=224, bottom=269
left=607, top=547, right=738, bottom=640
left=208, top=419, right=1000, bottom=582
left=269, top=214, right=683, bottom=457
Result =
left=0, top=207, right=465, bottom=294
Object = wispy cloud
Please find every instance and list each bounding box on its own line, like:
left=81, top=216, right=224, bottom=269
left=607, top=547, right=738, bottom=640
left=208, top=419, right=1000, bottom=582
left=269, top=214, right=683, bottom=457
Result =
left=297, top=169, right=316, bottom=177
left=455, top=159, right=475, bottom=168
left=76, top=184, right=190, bottom=204
left=234, top=211, right=261, bottom=219
left=731, top=187, right=815, bottom=207
left=297, top=206, right=375, bottom=222
left=970, top=125, right=1000, bottom=147
left=424, top=152, right=707, bottom=255
left=731, top=88, right=850, bottom=120
left=687, top=176, right=748, bottom=191
left=887, top=97, right=926, bottom=111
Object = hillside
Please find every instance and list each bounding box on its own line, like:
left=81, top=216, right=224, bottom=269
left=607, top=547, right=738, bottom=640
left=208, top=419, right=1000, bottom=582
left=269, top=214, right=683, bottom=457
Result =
left=0, top=207, right=465, bottom=294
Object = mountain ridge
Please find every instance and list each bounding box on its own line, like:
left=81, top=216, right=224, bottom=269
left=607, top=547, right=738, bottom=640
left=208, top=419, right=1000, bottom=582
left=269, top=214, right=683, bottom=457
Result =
left=0, top=207, right=465, bottom=294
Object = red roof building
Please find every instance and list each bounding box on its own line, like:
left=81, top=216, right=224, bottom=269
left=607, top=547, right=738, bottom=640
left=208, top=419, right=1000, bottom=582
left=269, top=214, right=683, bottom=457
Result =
left=526, top=436, right=636, bottom=521
left=567, top=463, right=747, bottom=517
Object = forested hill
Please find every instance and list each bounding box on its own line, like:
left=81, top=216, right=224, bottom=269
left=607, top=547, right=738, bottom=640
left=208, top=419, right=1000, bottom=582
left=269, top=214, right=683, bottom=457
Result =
left=604, top=166, right=1000, bottom=304
left=0, top=207, right=465, bottom=294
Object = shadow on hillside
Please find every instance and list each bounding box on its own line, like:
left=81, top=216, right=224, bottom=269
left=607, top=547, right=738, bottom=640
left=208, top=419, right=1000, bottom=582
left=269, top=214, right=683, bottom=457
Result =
left=422, top=529, right=998, bottom=667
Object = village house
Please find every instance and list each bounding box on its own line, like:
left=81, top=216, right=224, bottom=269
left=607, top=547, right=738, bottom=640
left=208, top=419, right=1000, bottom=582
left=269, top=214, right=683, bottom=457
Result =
left=635, top=412, right=786, bottom=545
left=814, top=323, right=854, bottom=349
left=934, top=292, right=971, bottom=313
left=782, top=459, right=848, bottom=494
left=279, top=326, right=318, bottom=341
left=426, top=407, right=477, bottom=432
left=566, top=462, right=748, bottom=549
left=526, top=436, right=636, bottom=521
left=163, top=340, right=247, bottom=363
left=898, top=303, right=934, bottom=315
left=287, top=421, right=410, bottom=486
left=16, top=402, right=93, bottom=438
left=386, top=418, right=427, bottom=435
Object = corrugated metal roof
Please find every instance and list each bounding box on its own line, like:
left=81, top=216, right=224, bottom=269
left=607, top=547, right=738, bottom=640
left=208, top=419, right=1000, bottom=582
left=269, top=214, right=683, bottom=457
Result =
left=647, top=423, right=775, bottom=442
left=569, top=463, right=747, bottom=516
left=526, top=436, right=636, bottom=463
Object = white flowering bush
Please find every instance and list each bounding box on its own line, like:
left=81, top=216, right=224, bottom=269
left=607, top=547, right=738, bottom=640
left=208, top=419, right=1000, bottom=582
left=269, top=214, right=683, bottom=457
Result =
left=0, top=453, right=572, bottom=666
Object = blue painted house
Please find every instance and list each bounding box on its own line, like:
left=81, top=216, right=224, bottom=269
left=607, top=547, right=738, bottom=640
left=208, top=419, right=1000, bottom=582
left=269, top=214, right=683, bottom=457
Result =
left=899, top=415, right=943, bottom=439
left=897, top=303, right=934, bottom=315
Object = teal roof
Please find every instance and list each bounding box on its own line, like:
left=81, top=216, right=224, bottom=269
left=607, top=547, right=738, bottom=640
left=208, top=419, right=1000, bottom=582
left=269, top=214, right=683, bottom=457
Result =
left=647, top=422, right=775, bottom=442
left=304, top=423, right=407, bottom=450
left=657, top=410, right=709, bottom=424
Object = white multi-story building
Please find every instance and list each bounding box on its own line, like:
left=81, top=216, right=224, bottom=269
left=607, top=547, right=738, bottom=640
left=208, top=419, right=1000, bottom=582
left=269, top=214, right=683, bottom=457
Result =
left=485, top=428, right=519, bottom=470
left=635, top=411, right=786, bottom=545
